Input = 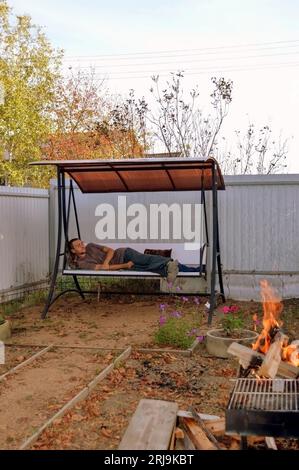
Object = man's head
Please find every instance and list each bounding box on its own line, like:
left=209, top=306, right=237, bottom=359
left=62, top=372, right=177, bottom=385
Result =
left=68, top=238, right=86, bottom=256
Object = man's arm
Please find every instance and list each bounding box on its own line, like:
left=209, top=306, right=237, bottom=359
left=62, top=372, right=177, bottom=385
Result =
left=95, top=261, right=134, bottom=271
left=101, top=246, right=115, bottom=269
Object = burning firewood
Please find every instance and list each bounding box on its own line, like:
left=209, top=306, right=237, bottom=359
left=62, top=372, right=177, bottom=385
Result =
left=282, top=340, right=299, bottom=367
left=227, top=342, right=299, bottom=379
left=252, top=280, right=283, bottom=354
left=228, top=281, right=299, bottom=378
left=251, top=280, right=299, bottom=371
left=258, top=331, right=289, bottom=378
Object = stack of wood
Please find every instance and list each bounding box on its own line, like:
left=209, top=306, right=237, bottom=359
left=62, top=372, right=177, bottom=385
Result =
left=175, top=410, right=276, bottom=450
left=117, top=399, right=277, bottom=451
left=176, top=410, right=225, bottom=450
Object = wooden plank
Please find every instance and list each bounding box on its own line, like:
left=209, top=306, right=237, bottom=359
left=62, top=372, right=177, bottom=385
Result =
left=204, top=418, right=226, bottom=436
left=179, top=417, right=217, bottom=450
left=118, top=399, right=178, bottom=450
left=229, top=438, right=240, bottom=450
left=19, top=346, right=131, bottom=450
left=175, top=426, right=195, bottom=450
left=0, top=344, right=53, bottom=382
left=174, top=427, right=185, bottom=440
left=6, top=342, right=125, bottom=351
left=188, top=407, right=222, bottom=449
left=227, top=342, right=299, bottom=378
left=5, top=343, right=126, bottom=353
left=265, top=437, right=278, bottom=450
left=189, top=339, right=202, bottom=355
left=169, top=428, right=176, bottom=450
left=177, top=410, right=221, bottom=421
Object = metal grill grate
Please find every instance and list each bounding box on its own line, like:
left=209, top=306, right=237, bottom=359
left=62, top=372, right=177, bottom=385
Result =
left=228, top=378, right=299, bottom=411
left=226, top=378, right=299, bottom=438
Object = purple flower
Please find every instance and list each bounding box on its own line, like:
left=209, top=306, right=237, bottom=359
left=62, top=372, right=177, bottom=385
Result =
left=182, top=296, right=189, bottom=303
left=194, top=297, right=200, bottom=305
left=159, top=303, right=167, bottom=311
left=170, top=311, right=182, bottom=318
left=159, top=315, right=167, bottom=326
left=187, top=328, right=198, bottom=337
left=176, top=286, right=182, bottom=292
left=196, top=335, right=205, bottom=343
left=167, top=281, right=173, bottom=288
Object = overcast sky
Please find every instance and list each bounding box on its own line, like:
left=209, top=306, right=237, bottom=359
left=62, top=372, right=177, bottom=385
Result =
left=7, top=0, right=299, bottom=172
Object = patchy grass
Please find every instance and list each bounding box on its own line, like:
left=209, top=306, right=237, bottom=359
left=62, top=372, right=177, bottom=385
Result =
left=1, top=283, right=299, bottom=350
left=154, top=317, right=197, bottom=349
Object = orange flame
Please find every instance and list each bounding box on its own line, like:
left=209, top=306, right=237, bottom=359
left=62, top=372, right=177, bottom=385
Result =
left=252, top=280, right=283, bottom=354
left=282, top=344, right=299, bottom=367
left=252, top=280, right=299, bottom=367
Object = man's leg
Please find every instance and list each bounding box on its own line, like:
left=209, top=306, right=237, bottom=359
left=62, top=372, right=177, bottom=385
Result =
left=178, top=262, right=201, bottom=272
left=124, top=248, right=171, bottom=276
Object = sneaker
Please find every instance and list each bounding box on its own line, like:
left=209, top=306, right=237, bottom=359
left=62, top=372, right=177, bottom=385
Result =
left=166, top=260, right=179, bottom=283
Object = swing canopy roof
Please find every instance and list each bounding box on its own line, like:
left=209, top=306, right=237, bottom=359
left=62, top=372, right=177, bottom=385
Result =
left=30, top=157, right=225, bottom=193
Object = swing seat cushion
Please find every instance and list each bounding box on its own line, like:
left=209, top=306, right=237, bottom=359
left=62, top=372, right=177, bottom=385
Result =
left=144, top=248, right=172, bottom=258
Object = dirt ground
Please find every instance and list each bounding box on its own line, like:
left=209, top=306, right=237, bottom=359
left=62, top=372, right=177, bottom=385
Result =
left=6, top=295, right=162, bottom=349
left=0, top=347, right=117, bottom=449
left=0, top=293, right=298, bottom=450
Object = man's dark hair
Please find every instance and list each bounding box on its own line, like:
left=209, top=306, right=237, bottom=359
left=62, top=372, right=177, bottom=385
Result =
left=68, top=238, right=79, bottom=253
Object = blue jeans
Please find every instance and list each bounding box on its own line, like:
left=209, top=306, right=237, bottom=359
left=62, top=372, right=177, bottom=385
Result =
left=123, top=248, right=171, bottom=277
left=123, top=248, right=203, bottom=276
left=177, top=263, right=202, bottom=272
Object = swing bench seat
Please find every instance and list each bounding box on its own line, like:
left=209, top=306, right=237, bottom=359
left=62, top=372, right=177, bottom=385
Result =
left=62, top=267, right=205, bottom=278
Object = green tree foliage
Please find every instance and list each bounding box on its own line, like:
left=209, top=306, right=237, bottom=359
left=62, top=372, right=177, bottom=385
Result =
left=0, top=0, right=62, bottom=186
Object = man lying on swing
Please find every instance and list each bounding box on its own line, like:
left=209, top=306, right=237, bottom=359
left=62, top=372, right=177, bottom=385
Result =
left=68, top=239, right=202, bottom=284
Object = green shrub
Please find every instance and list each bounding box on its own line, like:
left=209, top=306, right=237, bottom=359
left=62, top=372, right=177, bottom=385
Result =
left=221, top=313, right=245, bottom=336
left=154, top=317, right=197, bottom=349
left=154, top=297, right=205, bottom=349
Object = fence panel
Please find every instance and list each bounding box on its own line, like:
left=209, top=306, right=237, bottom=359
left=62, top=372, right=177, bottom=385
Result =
left=219, top=174, right=299, bottom=299
left=0, top=186, right=49, bottom=301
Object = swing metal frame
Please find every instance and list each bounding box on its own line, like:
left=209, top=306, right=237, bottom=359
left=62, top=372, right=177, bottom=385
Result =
left=30, top=157, right=226, bottom=323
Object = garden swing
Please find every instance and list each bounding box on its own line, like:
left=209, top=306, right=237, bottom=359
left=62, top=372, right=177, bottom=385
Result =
left=30, top=157, right=226, bottom=323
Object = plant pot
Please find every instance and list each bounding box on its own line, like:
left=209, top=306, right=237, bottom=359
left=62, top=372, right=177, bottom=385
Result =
left=0, top=320, right=11, bottom=342
left=206, top=328, right=259, bottom=359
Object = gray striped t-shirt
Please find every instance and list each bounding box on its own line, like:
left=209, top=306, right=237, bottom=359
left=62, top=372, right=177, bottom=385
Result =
left=75, top=243, right=126, bottom=270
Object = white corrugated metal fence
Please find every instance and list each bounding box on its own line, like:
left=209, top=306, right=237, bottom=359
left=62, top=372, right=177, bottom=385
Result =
left=0, top=186, right=49, bottom=301
left=1, top=173, right=299, bottom=302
